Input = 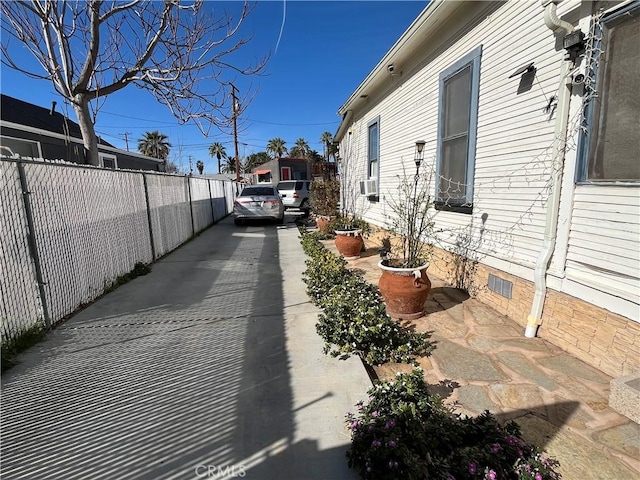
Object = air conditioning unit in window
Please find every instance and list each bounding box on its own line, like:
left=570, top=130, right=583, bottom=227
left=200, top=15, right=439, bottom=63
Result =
left=359, top=178, right=378, bottom=196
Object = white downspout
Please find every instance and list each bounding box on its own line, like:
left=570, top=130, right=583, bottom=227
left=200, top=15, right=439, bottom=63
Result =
left=542, top=0, right=574, bottom=34
left=526, top=0, right=574, bottom=338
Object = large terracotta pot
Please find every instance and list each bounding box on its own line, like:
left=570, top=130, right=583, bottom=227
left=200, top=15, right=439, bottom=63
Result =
left=335, top=229, right=364, bottom=260
left=378, top=260, right=431, bottom=320
left=316, top=216, right=332, bottom=233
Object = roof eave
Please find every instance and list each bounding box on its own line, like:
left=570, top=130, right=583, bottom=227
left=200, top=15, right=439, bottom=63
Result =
left=335, top=0, right=462, bottom=141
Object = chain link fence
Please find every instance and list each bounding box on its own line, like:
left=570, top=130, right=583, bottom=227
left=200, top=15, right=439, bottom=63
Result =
left=0, top=158, right=236, bottom=345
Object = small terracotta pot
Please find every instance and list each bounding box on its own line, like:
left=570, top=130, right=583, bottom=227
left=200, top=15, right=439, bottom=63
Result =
left=335, top=230, right=364, bottom=259
left=316, top=216, right=331, bottom=233
left=378, top=261, right=431, bottom=320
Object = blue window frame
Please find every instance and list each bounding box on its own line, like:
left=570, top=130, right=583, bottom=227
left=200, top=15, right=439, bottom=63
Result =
left=576, top=3, right=640, bottom=183
left=367, top=116, right=380, bottom=181
left=436, top=45, right=482, bottom=213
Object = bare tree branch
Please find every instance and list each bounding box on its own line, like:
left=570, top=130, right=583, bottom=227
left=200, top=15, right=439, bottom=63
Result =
left=1, top=0, right=268, bottom=165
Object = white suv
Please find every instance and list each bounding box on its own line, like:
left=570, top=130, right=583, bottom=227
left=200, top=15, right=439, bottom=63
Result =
left=277, top=180, right=311, bottom=212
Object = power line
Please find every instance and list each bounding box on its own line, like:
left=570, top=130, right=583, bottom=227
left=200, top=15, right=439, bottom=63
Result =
left=98, top=109, right=340, bottom=127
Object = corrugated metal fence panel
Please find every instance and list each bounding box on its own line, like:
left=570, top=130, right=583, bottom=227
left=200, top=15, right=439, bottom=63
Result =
left=146, top=174, right=192, bottom=259
left=0, top=161, right=44, bottom=341
left=24, top=163, right=152, bottom=323
left=189, top=177, right=213, bottom=233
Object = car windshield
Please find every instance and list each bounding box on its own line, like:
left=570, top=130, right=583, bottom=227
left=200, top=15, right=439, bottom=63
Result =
left=241, top=187, right=276, bottom=196
left=277, top=182, right=296, bottom=191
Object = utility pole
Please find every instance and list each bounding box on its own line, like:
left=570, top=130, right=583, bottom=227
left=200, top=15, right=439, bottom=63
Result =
left=120, top=132, right=132, bottom=151
left=188, top=155, right=193, bottom=176
left=230, top=83, right=240, bottom=182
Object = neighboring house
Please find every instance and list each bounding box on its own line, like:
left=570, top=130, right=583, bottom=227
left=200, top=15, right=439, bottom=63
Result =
left=334, top=0, right=639, bottom=379
left=252, top=157, right=310, bottom=184
left=0, top=94, right=165, bottom=171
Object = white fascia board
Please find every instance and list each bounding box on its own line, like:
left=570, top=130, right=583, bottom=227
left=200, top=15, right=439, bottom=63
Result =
left=335, top=0, right=461, bottom=136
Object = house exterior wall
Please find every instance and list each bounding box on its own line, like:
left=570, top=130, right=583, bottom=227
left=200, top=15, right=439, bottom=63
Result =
left=338, top=0, right=639, bottom=377
left=253, top=158, right=310, bottom=184
left=279, top=159, right=310, bottom=181
left=0, top=123, right=164, bottom=172
left=426, top=245, right=640, bottom=378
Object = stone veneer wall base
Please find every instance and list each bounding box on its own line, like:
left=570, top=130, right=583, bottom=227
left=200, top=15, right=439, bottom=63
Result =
left=367, top=228, right=640, bottom=379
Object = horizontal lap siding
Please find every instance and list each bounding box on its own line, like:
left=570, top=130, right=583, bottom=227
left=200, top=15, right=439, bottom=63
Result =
left=473, top=1, right=560, bottom=268
left=567, top=186, right=640, bottom=301
left=350, top=1, right=561, bottom=271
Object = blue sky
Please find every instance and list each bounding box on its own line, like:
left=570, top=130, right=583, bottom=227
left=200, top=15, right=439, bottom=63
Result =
left=1, top=1, right=427, bottom=173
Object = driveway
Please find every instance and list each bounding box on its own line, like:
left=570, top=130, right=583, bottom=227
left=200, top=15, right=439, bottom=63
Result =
left=1, top=214, right=371, bottom=480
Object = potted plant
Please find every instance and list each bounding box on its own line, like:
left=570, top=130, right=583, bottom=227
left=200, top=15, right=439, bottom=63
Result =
left=331, top=215, right=371, bottom=260
left=310, top=178, right=340, bottom=233
left=378, top=141, right=436, bottom=320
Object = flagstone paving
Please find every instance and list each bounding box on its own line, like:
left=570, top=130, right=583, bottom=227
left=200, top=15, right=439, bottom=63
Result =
left=323, top=239, right=640, bottom=480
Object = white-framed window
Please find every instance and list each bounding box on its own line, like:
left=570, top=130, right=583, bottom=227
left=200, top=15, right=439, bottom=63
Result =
left=99, top=152, right=117, bottom=169
left=435, top=46, right=482, bottom=213
left=576, top=3, right=640, bottom=183
left=367, top=116, right=380, bottom=182
left=0, top=135, right=42, bottom=158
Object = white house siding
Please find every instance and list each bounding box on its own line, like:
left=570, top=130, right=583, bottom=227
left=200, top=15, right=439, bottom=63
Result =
left=338, top=0, right=639, bottom=376
left=343, top=0, right=567, bottom=275
left=563, top=185, right=640, bottom=320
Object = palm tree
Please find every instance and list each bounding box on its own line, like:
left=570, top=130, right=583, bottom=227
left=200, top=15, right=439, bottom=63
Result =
left=220, top=156, right=237, bottom=174
left=137, top=131, right=171, bottom=159
left=320, top=131, right=333, bottom=162
left=290, top=137, right=310, bottom=159
left=196, top=160, right=204, bottom=174
left=245, top=151, right=270, bottom=172
left=208, top=142, right=227, bottom=173
left=266, top=137, right=288, bottom=160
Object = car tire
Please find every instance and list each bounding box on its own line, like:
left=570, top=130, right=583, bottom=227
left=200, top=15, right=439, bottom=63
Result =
left=276, top=216, right=284, bottom=225
left=234, top=218, right=243, bottom=226
left=300, top=199, right=310, bottom=215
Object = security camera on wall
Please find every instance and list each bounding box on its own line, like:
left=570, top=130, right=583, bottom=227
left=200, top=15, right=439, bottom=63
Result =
left=387, top=64, right=395, bottom=73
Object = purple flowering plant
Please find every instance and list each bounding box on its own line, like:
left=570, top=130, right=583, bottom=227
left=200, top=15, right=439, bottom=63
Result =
left=346, top=369, right=562, bottom=480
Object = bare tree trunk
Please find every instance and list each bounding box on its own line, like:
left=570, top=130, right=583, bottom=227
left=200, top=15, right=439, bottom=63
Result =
left=2, top=1, right=266, bottom=166
left=72, top=94, right=99, bottom=166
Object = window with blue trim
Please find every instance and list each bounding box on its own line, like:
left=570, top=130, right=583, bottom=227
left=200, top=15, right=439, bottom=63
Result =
left=367, top=116, right=380, bottom=180
left=577, top=4, right=639, bottom=183
left=436, top=46, right=482, bottom=213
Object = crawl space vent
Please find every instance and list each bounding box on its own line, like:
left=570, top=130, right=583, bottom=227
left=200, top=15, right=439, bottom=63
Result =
left=488, top=273, right=513, bottom=299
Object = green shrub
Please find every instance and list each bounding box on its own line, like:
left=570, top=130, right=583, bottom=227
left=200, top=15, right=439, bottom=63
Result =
left=309, top=178, right=340, bottom=216
left=300, top=229, right=435, bottom=365
left=329, top=215, right=372, bottom=236
left=346, top=369, right=562, bottom=480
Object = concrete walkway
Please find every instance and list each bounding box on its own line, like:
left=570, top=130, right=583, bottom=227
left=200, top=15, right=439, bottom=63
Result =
left=1, top=215, right=371, bottom=480
left=327, top=240, right=640, bottom=480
